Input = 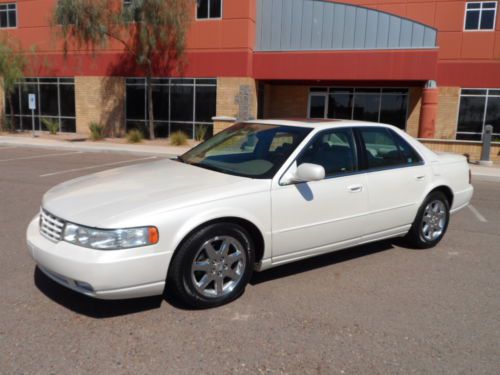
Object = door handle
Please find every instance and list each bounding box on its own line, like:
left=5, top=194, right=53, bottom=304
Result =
left=416, top=175, right=426, bottom=181
left=348, top=184, right=363, bottom=193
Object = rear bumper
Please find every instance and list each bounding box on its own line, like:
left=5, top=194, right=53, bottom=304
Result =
left=27, top=216, right=172, bottom=299
left=451, top=185, right=474, bottom=214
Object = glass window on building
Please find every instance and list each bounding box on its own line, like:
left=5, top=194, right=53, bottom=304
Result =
left=6, top=78, right=76, bottom=132
left=457, top=89, right=500, bottom=141
left=0, top=3, right=16, bottom=28
left=464, top=2, right=497, bottom=31
left=309, top=87, right=409, bottom=130
left=196, top=0, right=222, bottom=19
left=125, top=78, right=216, bottom=139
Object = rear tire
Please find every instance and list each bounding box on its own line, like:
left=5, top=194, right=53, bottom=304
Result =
left=167, top=223, right=255, bottom=309
left=405, top=191, right=450, bottom=249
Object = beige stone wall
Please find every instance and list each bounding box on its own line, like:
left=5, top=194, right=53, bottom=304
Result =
left=435, top=87, right=460, bottom=139
left=421, top=140, right=500, bottom=161
left=263, top=85, right=309, bottom=119
left=215, top=77, right=257, bottom=133
left=406, top=87, right=422, bottom=138
left=75, top=76, right=125, bottom=136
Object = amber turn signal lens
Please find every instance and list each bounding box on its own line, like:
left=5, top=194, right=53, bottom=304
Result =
left=148, top=227, right=159, bottom=244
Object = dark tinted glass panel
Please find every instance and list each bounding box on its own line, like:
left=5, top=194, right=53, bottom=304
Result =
left=465, top=10, right=480, bottom=29
left=462, top=89, right=487, bottom=95
left=328, top=92, right=353, bottom=119
left=39, top=84, right=58, bottom=116
left=151, top=78, right=169, bottom=85
left=171, top=85, right=194, bottom=121
left=126, top=78, right=145, bottom=85
left=126, top=121, right=148, bottom=137
left=360, top=128, right=404, bottom=168
left=195, top=123, right=213, bottom=141
left=39, top=78, right=57, bottom=83
left=480, top=10, right=495, bottom=29
left=489, top=90, right=500, bottom=96
left=12, top=116, right=21, bottom=130
left=60, top=118, right=76, bottom=133
left=196, top=79, right=217, bottom=85
left=171, top=78, right=194, bottom=84
left=353, top=94, right=380, bottom=122
left=210, top=0, right=222, bottom=18
left=456, top=133, right=482, bottom=141
left=7, top=87, right=20, bottom=115
left=483, top=2, right=496, bottom=8
left=485, top=96, right=500, bottom=133
left=195, top=85, right=216, bottom=122
left=309, top=95, right=325, bottom=118
left=0, top=12, right=7, bottom=27
left=59, top=84, right=75, bottom=117
left=457, top=96, right=485, bottom=133
left=21, top=116, right=40, bottom=131
left=379, top=93, right=408, bottom=129
left=298, top=128, right=357, bottom=176
left=59, top=78, right=74, bottom=83
left=152, top=85, right=169, bottom=121
left=467, top=3, right=481, bottom=9
left=154, top=122, right=169, bottom=138
left=8, top=9, right=16, bottom=27
left=126, top=85, right=146, bottom=120
left=197, top=0, right=208, bottom=18
left=20, top=85, right=37, bottom=114
left=170, top=123, right=193, bottom=138
left=382, top=88, right=408, bottom=94
left=356, top=88, right=380, bottom=93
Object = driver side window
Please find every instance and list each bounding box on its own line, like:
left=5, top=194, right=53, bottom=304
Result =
left=297, top=128, right=357, bottom=177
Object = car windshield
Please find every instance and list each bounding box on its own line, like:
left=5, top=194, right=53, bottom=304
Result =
left=179, top=122, right=312, bottom=179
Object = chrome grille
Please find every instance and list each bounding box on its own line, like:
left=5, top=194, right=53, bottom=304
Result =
left=39, top=209, right=65, bottom=242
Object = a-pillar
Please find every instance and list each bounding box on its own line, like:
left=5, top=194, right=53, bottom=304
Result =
left=418, top=80, right=439, bottom=139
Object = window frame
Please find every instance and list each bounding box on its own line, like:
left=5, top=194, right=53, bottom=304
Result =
left=195, top=0, right=223, bottom=21
left=354, top=126, right=425, bottom=173
left=0, top=2, right=17, bottom=29
left=7, top=77, right=76, bottom=133
left=125, top=77, right=217, bottom=139
left=464, top=1, right=498, bottom=31
left=456, top=88, right=500, bottom=142
left=307, top=87, right=409, bottom=130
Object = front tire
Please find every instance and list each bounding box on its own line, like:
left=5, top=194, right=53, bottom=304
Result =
left=405, top=191, right=450, bottom=249
left=168, top=223, right=255, bottom=308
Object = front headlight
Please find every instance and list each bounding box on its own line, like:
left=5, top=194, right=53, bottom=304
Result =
left=63, top=223, right=159, bottom=250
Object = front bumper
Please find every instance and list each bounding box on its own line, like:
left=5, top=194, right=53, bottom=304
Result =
left=27, top=216, right=172, bottom=299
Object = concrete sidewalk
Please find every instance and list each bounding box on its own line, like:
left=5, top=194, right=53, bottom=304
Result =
left=0, top=136, right=189, bottom=156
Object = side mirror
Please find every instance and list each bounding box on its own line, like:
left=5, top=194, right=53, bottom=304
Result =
left=291, top=163, right=325, bottom=183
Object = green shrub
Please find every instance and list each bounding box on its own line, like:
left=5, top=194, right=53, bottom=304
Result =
left=195, top=125, right=208, bottom=142
left=89, top=122, right=105, bottom=141
left=169, top=130, right=188, bottom=146
left=42, top=117, right=60, bottom=135
left=126, top=129, right=144, bottom=143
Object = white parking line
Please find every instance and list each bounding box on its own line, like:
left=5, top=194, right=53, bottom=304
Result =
left=0, top=151, right=83, bottom=163
left=39, top=156, right=158, bottom=177
left=468, top=204, right=487, bottom=223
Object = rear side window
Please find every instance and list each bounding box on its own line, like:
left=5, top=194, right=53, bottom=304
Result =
left=358, top=127, right=422, bottom=169
left=297, top=128, right=357, bottom=177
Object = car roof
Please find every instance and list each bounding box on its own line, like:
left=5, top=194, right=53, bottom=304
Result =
left=244, top=119, right=395, bottom=130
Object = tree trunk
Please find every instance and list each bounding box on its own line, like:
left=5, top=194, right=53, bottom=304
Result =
left=146, top=76, right=155, bottom=140
left=8, top=95, right=15, bottom=132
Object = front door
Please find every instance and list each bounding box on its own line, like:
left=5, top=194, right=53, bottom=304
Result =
left=271, top=127, right=368, bottom=263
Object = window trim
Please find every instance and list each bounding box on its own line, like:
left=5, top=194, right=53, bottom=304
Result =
left=195, top=0, right=223, bottom=21
left=0, top=2, right=17, bottom=29
left=463, top=1, right=498, bottom=31
left=456, top=88, right=500, bottom=142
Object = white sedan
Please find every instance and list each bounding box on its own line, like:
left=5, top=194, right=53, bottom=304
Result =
left=27, top=120, right=473, bottom=308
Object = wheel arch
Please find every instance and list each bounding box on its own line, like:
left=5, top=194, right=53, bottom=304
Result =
left=428, top=185, right=454, bottom=207
left=167, top=216, right=266, bottom=277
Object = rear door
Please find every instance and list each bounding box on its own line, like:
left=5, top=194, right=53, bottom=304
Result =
left=356, top=127, right=429, bottom=240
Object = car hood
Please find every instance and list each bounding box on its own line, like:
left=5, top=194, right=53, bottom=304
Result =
left=42, top=159, right=268, bottom=228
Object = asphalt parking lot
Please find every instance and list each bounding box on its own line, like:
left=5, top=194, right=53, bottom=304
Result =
left=0, top=145, right=498, bottom=375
